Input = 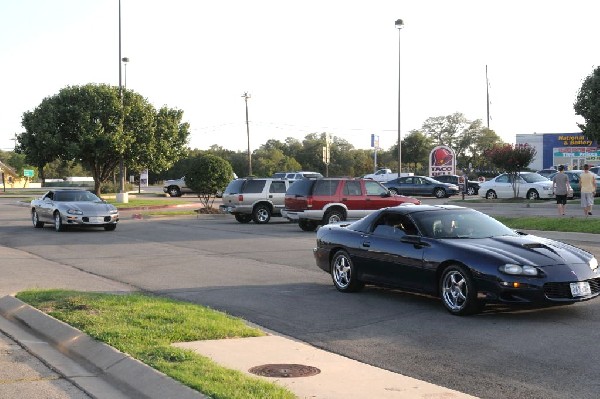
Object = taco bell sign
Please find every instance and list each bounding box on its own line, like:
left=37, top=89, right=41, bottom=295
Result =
left=429, top=145, right=456, bottom=176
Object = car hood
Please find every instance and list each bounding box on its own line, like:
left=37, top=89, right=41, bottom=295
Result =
left=447, top=234, right=593, bottom=268
left=63, top=202, right=117, bottom=212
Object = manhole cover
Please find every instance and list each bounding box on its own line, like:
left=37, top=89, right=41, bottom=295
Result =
left=249, top=363, right=321, bottom=378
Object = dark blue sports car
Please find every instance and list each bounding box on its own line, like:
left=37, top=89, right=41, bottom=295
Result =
left=313, top=205, right=600, bottom=315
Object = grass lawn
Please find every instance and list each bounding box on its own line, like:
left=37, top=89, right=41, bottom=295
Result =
left=496, top=216, right=600, bottom=233
left=16, top=290, right=295, bottom=399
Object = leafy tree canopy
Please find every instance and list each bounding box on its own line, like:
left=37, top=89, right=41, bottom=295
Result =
left=185, top=154, right=234, bottom=209
left=574, top=66, right=600, bottom=141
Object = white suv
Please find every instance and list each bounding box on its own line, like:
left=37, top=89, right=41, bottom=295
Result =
left=219, top=178, right=291, bottom=223
left=163, top=177, right=192, bottom=197
left=272, top=171, right=323, bottom=182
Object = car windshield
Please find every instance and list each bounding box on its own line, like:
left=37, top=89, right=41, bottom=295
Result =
left=412, top=209, right=518, bottom=239
left=54, top=191, right=100, bottom=202
left=521, top=173, right=548, bottom=183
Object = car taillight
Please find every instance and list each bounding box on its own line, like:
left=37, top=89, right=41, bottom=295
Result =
left=307, top=197, right=312, bottom=208
left=238, top=194, right=243, bottom=201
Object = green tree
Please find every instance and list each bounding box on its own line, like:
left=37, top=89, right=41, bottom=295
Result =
left=574, top=66, right=600, bottom=141
left=421, top=113, right=484, bottom=160
left=402, top=130, right=434, bottom=173
left=17, top=84, right=190, bottom=195
left=485, top=144, right=536, bottom=197
left=185, top=154, right=234, bottom=209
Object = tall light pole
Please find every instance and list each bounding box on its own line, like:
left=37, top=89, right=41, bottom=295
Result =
left=242, top=92, right=252, bottom=176
left=395, top=19, right=404, bottom=176
left=116, top=0, right=128, bottom=203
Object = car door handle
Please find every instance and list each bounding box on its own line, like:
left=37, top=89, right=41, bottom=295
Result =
left=269, top=195, right=273, bottom=198
left=362, top=241, right=371, bottom=248
left=365, top=198, right=371, bottom=201
left=342, top=197, right=348, bottom=201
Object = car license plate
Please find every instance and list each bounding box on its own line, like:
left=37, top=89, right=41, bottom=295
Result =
left=89, top=217, right=104, bottom=223
left=570, top=282, right=591, bottom=297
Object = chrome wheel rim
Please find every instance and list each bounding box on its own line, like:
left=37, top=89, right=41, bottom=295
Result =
left=328, top=213, right=342, bottom=223
left=442, top=270, right=468, bottom=311
left=332, top=255, right=351, bottom=289
left=54, top=213, right=61, bottom=231
left=435, top=189, right=445, bottom=198
left=256, top=208, right=269, bottom=222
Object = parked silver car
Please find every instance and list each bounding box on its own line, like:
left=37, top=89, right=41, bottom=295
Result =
left=219, top=178, right=291, bottom=223
left=31, top=189, right=119, bottom=232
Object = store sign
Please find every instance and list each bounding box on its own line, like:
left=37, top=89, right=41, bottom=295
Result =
left=429, top=145, right=456, bottom=176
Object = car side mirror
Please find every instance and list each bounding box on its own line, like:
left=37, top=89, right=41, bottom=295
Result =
left=382, top=191, right=391, bottom=197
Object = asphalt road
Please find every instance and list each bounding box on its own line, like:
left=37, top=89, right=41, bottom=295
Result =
left=1, top=196, right=600, bottom=399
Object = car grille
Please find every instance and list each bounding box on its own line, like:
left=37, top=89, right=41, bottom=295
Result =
left=82, top=216, right=110, bottom=222
left=544, top=277, right=600, bottom=299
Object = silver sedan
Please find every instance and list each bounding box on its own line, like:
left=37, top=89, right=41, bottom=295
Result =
left=31, top=190, right=119, bottom=232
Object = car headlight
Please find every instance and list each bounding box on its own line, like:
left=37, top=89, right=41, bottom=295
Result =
left=590, top=257, right=598, bottom=271
left=67, top=209, right=83, bottom=215
left=542, top=186, right=552, bottom=191
left=109, top=209, right=118, bottom=214
left=499, top=264, right=539, bottom=276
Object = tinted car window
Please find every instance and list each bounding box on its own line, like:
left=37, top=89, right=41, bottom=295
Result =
left=286, top=179, right=314, bottom=196
left=343, top=181, right=362, bottom=196
left=224, top=179, right=245, bottom=194
left=313, top=180, right=340, bottom=196
left=242, top=179, right=266, bottom=194
left=365, top=180, right=387, bottom=196
left=496, top=175, right=509, bottom=183
left=269, top=181, right=287, bottom=193
left=521, top=173, right=548, bottom=183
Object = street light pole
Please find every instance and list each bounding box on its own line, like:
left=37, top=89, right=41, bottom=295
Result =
left=242, top=92, right=252, bottom=176
left=395, top=19, right=404, bottom=177
left=116, top=0, right=128, bottom=203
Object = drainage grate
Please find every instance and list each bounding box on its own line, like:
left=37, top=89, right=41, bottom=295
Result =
left=249, top=363, right=321, bottom=378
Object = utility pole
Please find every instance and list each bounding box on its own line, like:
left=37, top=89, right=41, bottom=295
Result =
left=242, top=92, right=252, bottom=176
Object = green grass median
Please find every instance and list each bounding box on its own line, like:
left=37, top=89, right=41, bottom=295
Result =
left=496, top=216, right=600, bottom=233
left=16, top=290, right=295, bottom=399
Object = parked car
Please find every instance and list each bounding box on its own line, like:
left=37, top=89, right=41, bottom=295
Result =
left=433, top=174, right=480, bottom=195
left=271, top=171, right=323, bottom=182
left=163, top=176, right=192, bottom=197
left=547, top=170, right=600, bottom=197
left=589, top=166, right=600, bottom=175
left=219, top=178, right=291, bottom=224
left=536, top=168, right=558, bottom=178
left=382, top=176, right=460, bottom=198
left=31, top=189, right=119, bottom=232
left=478, top=172, right=553, bottom=200
left=363, top=168, right=399, bottom=182
left=282, top=178, right=421, bottom=231
left=163, top=174, right=238, bottom=197
left=313, top=205, right=600, bottom=315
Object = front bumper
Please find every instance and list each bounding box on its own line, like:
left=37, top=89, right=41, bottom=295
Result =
left=63, top=214, right=119, bottom=226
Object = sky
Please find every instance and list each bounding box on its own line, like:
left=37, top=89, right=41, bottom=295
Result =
left=1, top=0, right=599, bottom=153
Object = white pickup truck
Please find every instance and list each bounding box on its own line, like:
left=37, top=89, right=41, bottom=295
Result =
left=363, top=168, right=413, bottom=182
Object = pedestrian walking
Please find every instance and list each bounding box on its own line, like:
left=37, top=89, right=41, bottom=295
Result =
left=579, top=164, right=596, bottom=216
left=552, top=165, right=569, bottom=215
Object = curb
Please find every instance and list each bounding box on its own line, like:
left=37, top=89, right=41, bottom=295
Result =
left=0, top=296, right=207, bottom=399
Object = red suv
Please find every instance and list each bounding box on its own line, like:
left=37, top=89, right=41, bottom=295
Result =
left=282, top=178, right=421, bottom=231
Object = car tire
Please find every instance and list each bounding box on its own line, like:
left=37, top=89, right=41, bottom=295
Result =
left=434, top=188, right=446, bottom=198
left=299, top=219, right=318, bottom=231
left=54, top=212, right=65, bottom=232
left=252, top=204, right=271, bottom=224
left=234, top=214, right=252, bottom=223
left=439, top=264, right=482, bottom=316
left=104, top=224, right=117, bottom=231
left=32, top=210, right=44, bottom=228
left=526, top=189, right=539, bottom=200
left=331, top=250, right=364, bottom=293
left=467, top=186, right=476, bottom=196
left=388, top=188, right=399, bottom=195
left=167, top=186, right=182, bottom=197
left=485, top=190, right=497, bottom=199
left=323, top=209, right=345, bottom=225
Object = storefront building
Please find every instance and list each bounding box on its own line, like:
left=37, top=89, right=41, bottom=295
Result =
left=516, top=132, right=599, bottom=171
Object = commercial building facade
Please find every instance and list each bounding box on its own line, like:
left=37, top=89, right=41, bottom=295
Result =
left=516, top=132, right=599, bottom=171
